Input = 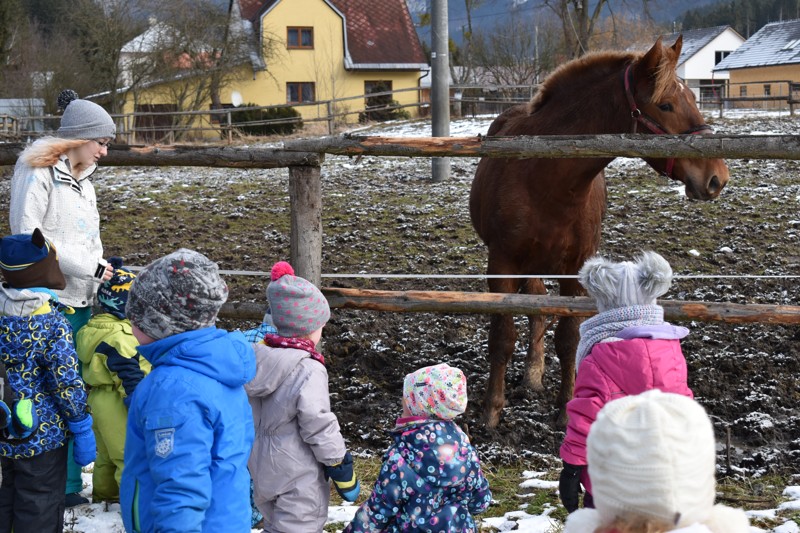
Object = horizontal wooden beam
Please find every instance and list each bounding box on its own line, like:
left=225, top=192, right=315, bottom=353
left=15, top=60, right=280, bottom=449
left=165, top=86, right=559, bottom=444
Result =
left=0, top=143, right=322, bottom=168
left=216, top=288, right=800, bottom=325
left=283, top=133, right=800, bottom=160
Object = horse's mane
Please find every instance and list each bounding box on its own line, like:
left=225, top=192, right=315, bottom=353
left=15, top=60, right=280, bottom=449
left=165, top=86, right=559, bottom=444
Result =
left=529, top=46, right=678, bottom=113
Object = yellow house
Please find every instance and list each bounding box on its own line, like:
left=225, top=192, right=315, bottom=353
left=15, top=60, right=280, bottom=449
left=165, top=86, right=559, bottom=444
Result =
left=119, top=0, right=429, bottom=139
left=714, top=19, right=800, bottom=106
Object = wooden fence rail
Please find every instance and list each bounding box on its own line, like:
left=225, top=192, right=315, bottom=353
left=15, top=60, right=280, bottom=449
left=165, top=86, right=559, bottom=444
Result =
left=284, top=133, right=800, bottom=160
left=3, top=133, right=799, bottom=322
left=0, top=143, right=321, bottom=168
left=218, top=290, right=800, bottom=325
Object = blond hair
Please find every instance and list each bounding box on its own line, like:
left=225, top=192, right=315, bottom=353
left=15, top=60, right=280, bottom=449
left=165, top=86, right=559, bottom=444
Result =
left=20, top=137, right=91, bottom=171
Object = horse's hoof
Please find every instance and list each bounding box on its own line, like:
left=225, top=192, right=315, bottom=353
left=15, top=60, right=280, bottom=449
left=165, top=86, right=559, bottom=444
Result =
left=523, top=374, right=545, bottom=392
left=555, top=408, right=568, bottom=429
left=482, top=409, right=501, bottom=429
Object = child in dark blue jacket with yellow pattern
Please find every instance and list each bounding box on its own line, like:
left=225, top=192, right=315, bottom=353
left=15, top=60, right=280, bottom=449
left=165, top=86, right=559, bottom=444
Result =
left=344, top=363, right=492, bottom=533
left=0, top=229, right=95, bottom=533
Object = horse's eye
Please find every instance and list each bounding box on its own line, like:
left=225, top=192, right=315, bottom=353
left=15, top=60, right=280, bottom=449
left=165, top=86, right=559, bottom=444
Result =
left=658, top=103, right=673, bottom=112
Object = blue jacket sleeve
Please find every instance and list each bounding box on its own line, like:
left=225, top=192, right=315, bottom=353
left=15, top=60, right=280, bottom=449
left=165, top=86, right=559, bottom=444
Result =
left=466, top=454, right=492, bottom=515
left=142, top=396, right=215, bottom=533
left=44, top=316, right=89, bottom=421
left=97, top=341, right=146, bottom=402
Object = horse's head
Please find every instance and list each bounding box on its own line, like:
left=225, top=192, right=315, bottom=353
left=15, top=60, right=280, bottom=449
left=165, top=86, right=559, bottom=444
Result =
left=630, top=36, right=729, bottom=200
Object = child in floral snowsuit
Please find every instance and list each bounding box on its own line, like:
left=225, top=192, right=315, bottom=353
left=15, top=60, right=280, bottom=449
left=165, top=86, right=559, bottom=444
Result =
left=344, top=363, right=491, bottom=533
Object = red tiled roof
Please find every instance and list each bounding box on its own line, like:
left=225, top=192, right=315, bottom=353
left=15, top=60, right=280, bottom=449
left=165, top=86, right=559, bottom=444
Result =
left=238, top=0, right=427, bottom=66
left=328, top=0, right=427, bottom=66
left=238, top=0, right=275, bottom=22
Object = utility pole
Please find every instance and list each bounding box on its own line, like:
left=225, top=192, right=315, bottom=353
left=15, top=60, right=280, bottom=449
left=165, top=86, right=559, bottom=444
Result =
left=431, top=0, right=450, bottom=182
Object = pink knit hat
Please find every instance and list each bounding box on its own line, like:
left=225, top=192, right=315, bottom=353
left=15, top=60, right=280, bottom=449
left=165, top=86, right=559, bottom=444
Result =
left=403, top=363, right=468, bottom=420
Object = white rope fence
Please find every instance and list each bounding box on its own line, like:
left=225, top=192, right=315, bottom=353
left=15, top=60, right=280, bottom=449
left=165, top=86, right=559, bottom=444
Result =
left=124, top=266, right=800, bottom=280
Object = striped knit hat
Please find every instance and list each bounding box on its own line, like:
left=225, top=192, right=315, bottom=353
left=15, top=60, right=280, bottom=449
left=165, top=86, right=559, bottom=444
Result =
left=267, top=261, right=330, bottom=338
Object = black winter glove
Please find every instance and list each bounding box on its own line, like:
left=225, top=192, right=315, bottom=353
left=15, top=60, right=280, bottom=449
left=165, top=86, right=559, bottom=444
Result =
left=559, top=461, right=584, bottom=513
left=324, top=451, right=361, bottom=502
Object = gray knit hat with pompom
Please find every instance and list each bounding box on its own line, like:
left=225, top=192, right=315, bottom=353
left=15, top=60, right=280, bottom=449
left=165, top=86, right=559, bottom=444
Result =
left=126, top=249, right=228, bottom=340
left=56, top=89, right=116, bottom=140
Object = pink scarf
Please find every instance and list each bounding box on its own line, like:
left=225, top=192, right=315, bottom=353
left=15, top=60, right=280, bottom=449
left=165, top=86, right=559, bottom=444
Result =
left=264, top=334, right=325, bottom=365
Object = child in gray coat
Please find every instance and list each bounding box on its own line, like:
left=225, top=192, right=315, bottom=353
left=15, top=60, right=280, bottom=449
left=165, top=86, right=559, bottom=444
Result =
left=246, top=261, right=359, bottom=533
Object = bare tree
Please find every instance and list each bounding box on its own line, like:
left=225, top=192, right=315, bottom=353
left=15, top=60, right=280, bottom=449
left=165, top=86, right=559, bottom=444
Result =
left=471, top=10, right=561, bottom=86
left=124, top=0, right=279, bottom=139
left=61, top=0, right=148, bottom=112
left=543, top=0, right=656, bottom=58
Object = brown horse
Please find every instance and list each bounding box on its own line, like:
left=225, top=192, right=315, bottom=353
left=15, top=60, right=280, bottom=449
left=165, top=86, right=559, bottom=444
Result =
left=470, top=36, right=729, bottom=429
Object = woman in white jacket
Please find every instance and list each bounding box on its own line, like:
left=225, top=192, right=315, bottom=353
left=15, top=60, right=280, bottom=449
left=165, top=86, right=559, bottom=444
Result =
left=9, top=89, right=115, bottom=507
left=563, top=390, right=750, bottom=533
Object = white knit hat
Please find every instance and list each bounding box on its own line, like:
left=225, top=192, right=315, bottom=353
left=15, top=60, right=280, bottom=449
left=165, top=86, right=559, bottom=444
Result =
left=587, top=390, right=716, bottom=528
left=578, top=251, right=672, bottom=312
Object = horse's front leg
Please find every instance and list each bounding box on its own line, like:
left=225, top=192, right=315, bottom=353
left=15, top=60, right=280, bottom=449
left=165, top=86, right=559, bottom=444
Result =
left=553, top=316, right=579, bottom=427
left=523, top=278, right=547, bottom=391
left=483, top=266, right=522, bottom=429
left=484, top=313, right=517, bottom=428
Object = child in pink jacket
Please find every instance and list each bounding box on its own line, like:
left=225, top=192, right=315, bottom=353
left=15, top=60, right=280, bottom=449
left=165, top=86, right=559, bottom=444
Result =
left=559, top=251, right=693, bottom=513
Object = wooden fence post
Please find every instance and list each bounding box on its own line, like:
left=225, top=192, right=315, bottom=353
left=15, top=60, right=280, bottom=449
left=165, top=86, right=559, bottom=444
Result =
left=288, top=162, right=324, bottom=286
left=326, top=101, right=334, bottom=135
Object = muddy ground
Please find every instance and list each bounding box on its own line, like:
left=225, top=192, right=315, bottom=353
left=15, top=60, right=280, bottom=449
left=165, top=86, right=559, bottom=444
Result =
left=1, top=112, right=798, bottom=478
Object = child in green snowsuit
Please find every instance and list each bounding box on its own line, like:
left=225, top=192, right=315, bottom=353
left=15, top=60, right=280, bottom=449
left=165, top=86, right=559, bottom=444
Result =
left=75, top=263, right=150, bottom=502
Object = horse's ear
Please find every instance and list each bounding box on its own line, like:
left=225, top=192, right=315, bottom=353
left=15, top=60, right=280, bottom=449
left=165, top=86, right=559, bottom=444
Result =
left=637, top=36, right=664, bottom=78
left=671, top=34, right=683, bottom=57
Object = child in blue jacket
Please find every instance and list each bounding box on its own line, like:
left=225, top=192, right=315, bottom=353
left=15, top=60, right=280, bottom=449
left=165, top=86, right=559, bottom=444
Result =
left=120, top=249, right=255, bottom=533
left=344, top=363, right=492, bottom=533
left=0, top=229, right=95, bottom=533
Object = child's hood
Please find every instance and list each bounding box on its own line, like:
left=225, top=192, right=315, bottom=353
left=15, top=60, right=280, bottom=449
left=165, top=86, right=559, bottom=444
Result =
left=245, top=343, right=309, bottom=397
left=392, top=419, right=474, bottom=489
left=0, top=284, right=52, bottom=316
left=136, top=327, right=255, bottom=388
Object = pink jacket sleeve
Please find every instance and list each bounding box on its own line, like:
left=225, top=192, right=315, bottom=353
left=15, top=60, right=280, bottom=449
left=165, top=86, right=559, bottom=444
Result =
left=559, top=356, right=612, bottom=466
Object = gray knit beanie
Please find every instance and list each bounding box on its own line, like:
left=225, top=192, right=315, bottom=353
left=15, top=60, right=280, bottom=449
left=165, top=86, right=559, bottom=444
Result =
left=267, top=261, right=330, bottom=338
left=56, top=89, right=116, bottom=140
left=126, top=249, right=228, bottom=340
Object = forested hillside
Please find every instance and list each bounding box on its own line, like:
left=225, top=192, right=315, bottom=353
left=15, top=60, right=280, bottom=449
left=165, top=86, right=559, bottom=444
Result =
left=681, top=0, right=800, bottom=37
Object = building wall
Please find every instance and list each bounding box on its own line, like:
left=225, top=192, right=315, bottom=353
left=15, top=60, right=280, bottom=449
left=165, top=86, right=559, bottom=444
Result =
left=118, top=0, right=425, bottom=137
left=680, top=29, right=745, bottom=82
left=728, top=64, right=800, bottom=98
left=249, top=0, right=423, bottom=121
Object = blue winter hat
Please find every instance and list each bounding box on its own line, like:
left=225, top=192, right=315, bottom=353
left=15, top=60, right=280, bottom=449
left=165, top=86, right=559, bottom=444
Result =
left=0, top=228, right=66, bottom=290
left=97, top=259, right=136, bottom=319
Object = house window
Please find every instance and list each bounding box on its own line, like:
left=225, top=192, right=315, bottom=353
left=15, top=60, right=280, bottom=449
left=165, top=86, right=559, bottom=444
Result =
left=714, top=51, right=731, bottom=64
left=740, top=86, right=747, bottom=97
left=782, top=38, right=800, bottom=50
left=287, top=82, right=315, bottom=103
left=764, top=84, right=771, bottom=96
left=287, top=27, right=313, bottom=49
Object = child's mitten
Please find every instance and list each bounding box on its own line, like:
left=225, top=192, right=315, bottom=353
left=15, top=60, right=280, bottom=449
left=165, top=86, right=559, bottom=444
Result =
left=558, top=461, right=584, bottom=513
left=324, top=451, right=361, bottom=502
left=68, top=415, right=97, bottom=466
left=7, top=398, right=38, bottom=439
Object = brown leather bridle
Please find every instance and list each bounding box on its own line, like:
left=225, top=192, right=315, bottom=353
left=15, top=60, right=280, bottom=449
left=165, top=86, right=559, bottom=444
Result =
left=624, top=64, right=712, bottom=178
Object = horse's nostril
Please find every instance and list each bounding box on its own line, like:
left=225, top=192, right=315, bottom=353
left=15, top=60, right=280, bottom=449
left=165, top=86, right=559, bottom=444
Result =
left=708, top=175, right=721, bottom=195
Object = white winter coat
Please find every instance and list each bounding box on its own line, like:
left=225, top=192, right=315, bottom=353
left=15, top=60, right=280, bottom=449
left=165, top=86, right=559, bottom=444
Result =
left=10, top=152, right=104, bottom=307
